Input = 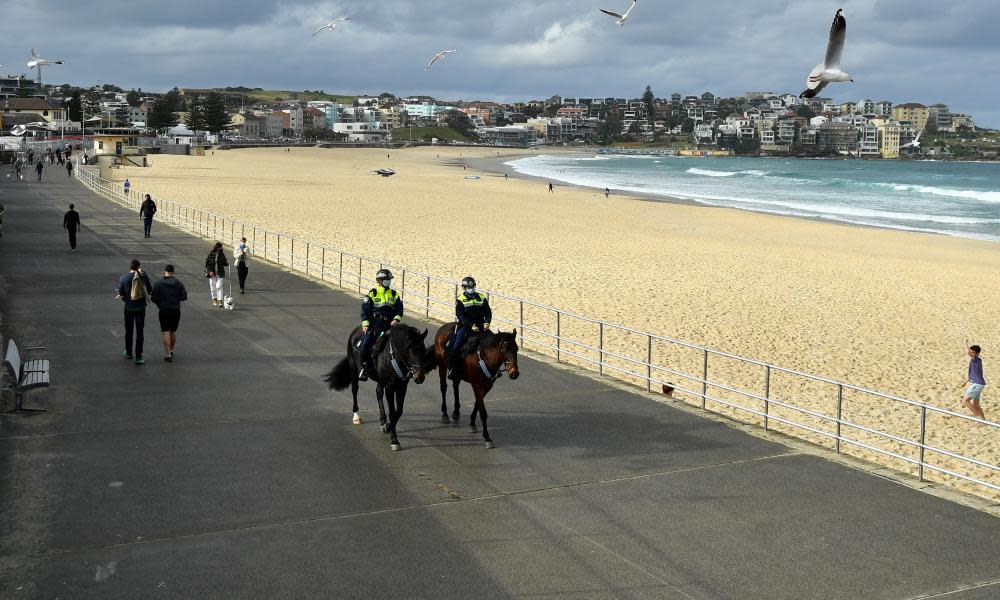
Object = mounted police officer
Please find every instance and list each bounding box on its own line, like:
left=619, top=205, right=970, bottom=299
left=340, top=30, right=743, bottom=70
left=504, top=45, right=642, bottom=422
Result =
left=448, top=276, right=492, bottom=380
left=357, top=269, right=403, bottom=381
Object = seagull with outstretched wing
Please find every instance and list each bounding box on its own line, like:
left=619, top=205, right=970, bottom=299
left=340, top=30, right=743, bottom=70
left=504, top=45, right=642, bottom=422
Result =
left=425, top=50, right=456, bottom=71
left=312, top=17, right=350, bottom=37
left=800, top=9, right=852, bottom=99
left=27, top=48, right=64, bottom=69
left=600, top=0, right=637, bottom=26
left=901, top=131, right=922, bottom=149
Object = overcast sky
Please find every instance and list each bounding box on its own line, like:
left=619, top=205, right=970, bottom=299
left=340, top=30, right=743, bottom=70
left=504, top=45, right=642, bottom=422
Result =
left=2, top=0, right=995, bottom=126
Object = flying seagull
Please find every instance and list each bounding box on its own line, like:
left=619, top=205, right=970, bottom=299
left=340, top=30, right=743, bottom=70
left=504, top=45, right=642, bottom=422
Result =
left=600, top=0, right=637, bottom=26
left=425, top=50, right=456, bottom=71
left=26, top=48, right=63, bottom=69
left=800, top=9, right=852, bottom=99
left=901, top=131, right=922, bottom=149
left=312, top=17, right=350, bottom=37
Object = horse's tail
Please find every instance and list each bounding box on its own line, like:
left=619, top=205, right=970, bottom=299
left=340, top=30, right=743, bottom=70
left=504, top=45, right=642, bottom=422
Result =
left=324, top=356, right=354, bottom=391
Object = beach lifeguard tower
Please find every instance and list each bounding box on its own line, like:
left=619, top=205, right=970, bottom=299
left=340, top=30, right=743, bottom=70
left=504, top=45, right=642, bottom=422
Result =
left=88, top=127, right=147, bottom=172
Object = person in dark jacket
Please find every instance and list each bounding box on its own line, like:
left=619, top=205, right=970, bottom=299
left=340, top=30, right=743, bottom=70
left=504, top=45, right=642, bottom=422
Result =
left=116, top=259, right=153, bottom=365
left=448, top=276, right=492, bottom=380
left=205, top=242, right=229, bottom=307
left=357, top=269, right=403, bottom=381
left=63, top=203, right=81, bottom=251
left=139, top=194, right=157, bottom=238
left=151, top=264, right=188, bottom=362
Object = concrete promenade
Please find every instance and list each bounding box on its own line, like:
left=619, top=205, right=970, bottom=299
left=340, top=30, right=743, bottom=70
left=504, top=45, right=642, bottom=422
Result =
left=0, top=172, right=998, bottom=599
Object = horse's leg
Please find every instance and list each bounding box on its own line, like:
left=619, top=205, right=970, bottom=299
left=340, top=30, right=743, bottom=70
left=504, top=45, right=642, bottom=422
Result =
left=351, top=375, right=362, bottom=425
left=387, top=386, right=401, bottom=451
left=438, top=359, right=450, bottom=424
left=376, top=383, right=388, bottom=432
left=468, top=401, right=478, bottom=433
left=452, top=377, right=461, bottom=424
left=474, top=386, right=493, bottom=449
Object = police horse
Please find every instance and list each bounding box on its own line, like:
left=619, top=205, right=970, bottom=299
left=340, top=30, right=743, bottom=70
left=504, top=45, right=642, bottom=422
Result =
left=433, top=325, right=520, bottom=448
left=325, top=323, right=435, bottom=450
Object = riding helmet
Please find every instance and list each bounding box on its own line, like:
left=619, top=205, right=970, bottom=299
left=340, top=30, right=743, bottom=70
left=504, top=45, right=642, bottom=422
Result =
left=376, top=268, right=393, bottom=282
left=461, top=276, right=477, bottom=289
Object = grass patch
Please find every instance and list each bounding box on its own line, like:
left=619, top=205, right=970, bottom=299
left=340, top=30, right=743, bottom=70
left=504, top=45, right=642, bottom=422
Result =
left=248, top=90, right=357, bottom=104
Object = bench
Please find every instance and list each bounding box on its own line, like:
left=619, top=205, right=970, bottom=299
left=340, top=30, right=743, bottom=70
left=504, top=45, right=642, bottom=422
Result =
left=3, top=338, right=49, bottom=414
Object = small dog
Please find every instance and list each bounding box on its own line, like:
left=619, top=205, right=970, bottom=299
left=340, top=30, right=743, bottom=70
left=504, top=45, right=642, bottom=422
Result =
left=223, top=295, right=235, bottom=311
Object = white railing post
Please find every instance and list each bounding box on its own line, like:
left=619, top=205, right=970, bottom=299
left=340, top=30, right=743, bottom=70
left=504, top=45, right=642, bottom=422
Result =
left=836, top=384, right=844, bottom=454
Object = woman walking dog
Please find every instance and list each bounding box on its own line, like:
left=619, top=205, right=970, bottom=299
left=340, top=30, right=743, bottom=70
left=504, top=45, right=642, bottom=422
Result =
left=205, top=242, right=229, bottom=308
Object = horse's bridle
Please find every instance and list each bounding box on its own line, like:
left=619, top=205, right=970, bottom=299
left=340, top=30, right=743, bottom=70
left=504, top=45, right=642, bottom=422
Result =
left=388, top=339, right=419, bottom=381
left=478, top=339, right=514, bottom=381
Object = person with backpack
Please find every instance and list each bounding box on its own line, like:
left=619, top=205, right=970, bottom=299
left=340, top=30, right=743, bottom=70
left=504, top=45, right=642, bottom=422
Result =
left=116, top=259, right=153, bottom=365
left=139, top=194, right=157, bottom=238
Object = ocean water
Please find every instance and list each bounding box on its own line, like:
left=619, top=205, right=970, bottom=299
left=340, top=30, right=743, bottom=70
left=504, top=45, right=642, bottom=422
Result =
left=506, top=154, right=1000, bottom=241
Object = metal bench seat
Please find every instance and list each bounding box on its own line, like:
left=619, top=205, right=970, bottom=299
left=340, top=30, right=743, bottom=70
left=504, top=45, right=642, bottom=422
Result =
left=4, top=339, right=49, bottom=414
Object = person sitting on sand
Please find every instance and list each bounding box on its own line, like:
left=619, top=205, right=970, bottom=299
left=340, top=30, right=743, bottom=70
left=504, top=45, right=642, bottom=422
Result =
left=961, top=341, right=986, bottom=419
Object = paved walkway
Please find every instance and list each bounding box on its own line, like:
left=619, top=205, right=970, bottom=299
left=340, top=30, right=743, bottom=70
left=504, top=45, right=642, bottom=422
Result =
left=0, top=171, right=998, bottom=599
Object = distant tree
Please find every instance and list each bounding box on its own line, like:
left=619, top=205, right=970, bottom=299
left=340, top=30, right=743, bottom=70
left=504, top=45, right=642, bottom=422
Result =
left=628, top=121, right=642, bottom=135
left=544, top=104, right=559, bottom=118
left=202, top=91, right=232, bottom=134
left=82, top=90, right=102, bottom=122
left=795, top=105, right=816, bottom=120
left=595, top=114, right=624, bottom=144
left=15, top=77, right=32, bottom=98
left=125, top=89, right=141, bottom=107
left=681, top=118, right=695, bottom=134
left=522, top=105, right=543, bottom=118
left=147, top=90, right=181, bottom=131
left=67, top=91, right=82, bottom=122
left=444, top=110, right=476, bottom=139
left=101, top=83, right=123, bottom=92
left=115, top=105, right=131, bottom=126
left=642, top=85, right=655, bottom=120
left=186, top=97, right=207, bottom=132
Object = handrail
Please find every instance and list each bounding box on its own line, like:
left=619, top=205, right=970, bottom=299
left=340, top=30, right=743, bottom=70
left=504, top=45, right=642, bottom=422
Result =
left=73, top=162, right=1000, bottom=499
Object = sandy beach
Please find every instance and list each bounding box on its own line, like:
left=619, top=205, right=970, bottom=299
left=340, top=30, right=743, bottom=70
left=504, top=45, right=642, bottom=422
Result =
left=112, top=146, right=1000, bottom=499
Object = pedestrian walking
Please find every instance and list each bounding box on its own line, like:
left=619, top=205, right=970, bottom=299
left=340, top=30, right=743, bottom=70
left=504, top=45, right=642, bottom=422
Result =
left=35, top=161, right=43, bottom=181
left=139, top=194, right=157, bottom=238
left=66, top=160, right=73, bottom=177
left=14, top=158, right=23, bottom=181
left=151, top=264, right=188, bottom=362
left=63, top=203, right=81, bottom=252
left=961, top=341, right=987, bottom=419
left=123, top=178, right=131, bottom=197
left=234, top=237, right=251, bottom=294
left=55, top=148, right=62, bottom=164
left=116, top=259, right=153, bottom=365
left=548, top=182, right=554, bottom=193
left=205, top=242, right=229, bottom=307
left=604, top=187, right=610, bottom=198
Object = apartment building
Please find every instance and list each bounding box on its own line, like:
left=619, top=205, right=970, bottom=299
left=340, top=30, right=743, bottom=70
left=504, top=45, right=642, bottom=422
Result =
left=892, top=103, right=929, bottom=132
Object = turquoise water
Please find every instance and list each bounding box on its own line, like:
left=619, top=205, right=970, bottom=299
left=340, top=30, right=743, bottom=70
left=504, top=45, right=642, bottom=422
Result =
left=507, top=155, right=1000, bottom=241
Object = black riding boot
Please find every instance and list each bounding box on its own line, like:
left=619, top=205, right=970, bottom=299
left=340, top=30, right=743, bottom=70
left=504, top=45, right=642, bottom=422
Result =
left=448, top=351, right=463, bottom=381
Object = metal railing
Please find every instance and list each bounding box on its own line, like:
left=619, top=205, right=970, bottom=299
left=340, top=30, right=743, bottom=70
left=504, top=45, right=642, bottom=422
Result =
left=74, top=163, right=1000, bottom=498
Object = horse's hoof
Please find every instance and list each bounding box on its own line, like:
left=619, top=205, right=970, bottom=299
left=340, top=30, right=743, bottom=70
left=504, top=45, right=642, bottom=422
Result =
left=452, top=414, right=460, bottom=424
left=381, top=423, right=390, bottom=433
left=469, top=425, right=478, bottom=433
left=441, top=415, right=451, bottom=425
left=485, top=441, right=495, bottom=449
left=352, top=413, right=362, bottom=425
left=390, top=443, right=402, bottom=451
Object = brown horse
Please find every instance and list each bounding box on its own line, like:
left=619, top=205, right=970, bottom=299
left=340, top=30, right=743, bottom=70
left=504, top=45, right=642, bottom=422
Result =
left=433, top=324, right=520, bottom=448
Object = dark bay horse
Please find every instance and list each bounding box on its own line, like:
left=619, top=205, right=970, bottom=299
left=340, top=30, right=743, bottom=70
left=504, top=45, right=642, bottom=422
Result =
left=325, top=323, right=435, bottom=450
left=433, top=324, right=520, bottom=448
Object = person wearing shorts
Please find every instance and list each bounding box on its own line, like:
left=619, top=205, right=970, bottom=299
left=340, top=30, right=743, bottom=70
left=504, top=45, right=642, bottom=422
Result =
left=961, top=342, right=986, bottom=420
left=151, top=264, right=188, bottom=362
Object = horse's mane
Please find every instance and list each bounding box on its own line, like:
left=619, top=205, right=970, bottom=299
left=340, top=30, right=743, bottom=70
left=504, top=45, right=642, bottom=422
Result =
left=478, top=330, right=518, bottom=350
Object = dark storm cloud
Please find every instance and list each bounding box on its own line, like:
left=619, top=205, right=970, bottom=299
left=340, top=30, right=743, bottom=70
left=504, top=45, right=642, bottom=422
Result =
left=1, top=0, right=994, bottom=125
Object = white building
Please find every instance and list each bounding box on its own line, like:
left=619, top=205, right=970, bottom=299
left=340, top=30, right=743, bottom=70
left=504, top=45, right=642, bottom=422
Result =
left=332, top=122, right=389, bottom=143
